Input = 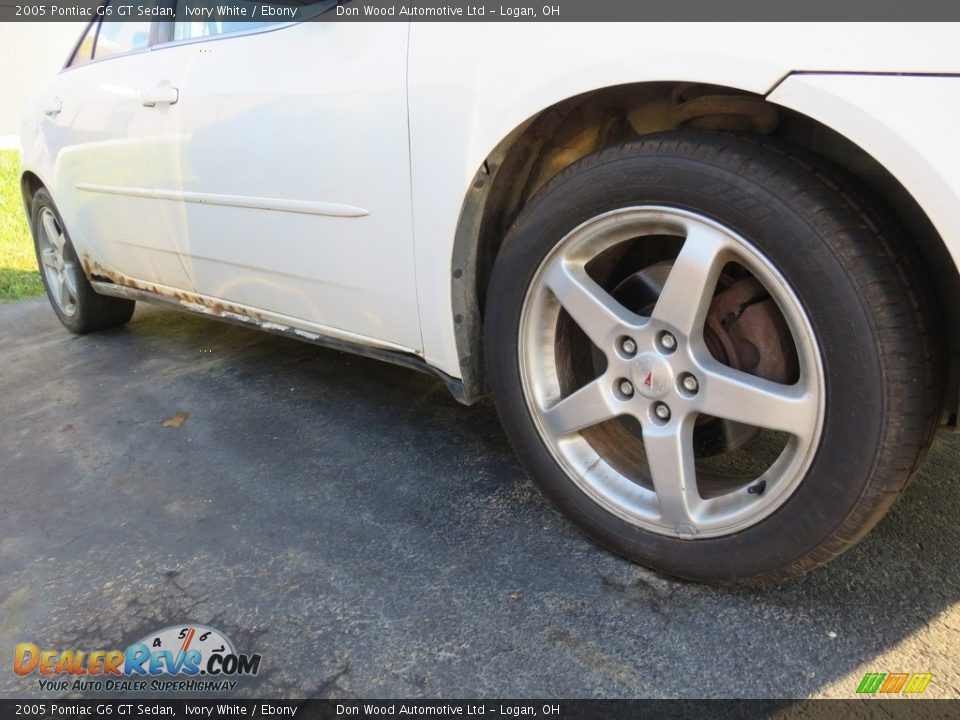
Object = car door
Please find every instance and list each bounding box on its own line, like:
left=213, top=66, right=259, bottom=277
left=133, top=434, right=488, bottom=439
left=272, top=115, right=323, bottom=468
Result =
left=38, top=8, right=194, bottom=292
left=150, top=18, right=422, bottom=353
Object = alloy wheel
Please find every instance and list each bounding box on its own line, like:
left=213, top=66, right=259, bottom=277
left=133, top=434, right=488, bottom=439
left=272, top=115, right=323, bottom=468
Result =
left=519, top=207, right=825, bottom=538
left=37, top=207, right=79, bottom=318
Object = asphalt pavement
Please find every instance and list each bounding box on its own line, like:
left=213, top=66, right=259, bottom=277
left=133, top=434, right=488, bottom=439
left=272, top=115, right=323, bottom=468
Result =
left=1, top=297, right=958, bottom=699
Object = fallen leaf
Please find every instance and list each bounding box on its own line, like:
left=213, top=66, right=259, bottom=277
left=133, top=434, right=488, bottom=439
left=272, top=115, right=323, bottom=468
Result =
left=162, top=412, right=189, bottom=428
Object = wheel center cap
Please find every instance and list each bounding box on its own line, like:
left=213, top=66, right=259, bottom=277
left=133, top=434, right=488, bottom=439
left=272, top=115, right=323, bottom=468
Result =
left=631, top=353, right=673, bottom=399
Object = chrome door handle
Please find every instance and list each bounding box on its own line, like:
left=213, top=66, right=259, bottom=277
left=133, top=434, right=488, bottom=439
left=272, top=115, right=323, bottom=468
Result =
left=44, top=98, right=62, bottom=116
left=140, top=85, right=179, bottom=107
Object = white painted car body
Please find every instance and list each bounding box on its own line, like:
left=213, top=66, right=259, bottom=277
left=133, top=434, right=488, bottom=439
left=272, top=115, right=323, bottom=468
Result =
left=20, top=20, right=960, bottom=404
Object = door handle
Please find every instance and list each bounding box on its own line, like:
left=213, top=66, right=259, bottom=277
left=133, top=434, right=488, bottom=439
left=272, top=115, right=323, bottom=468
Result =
left=140, top=85, right=179, bottom=107
left=44, top=98, right=62, bottom=116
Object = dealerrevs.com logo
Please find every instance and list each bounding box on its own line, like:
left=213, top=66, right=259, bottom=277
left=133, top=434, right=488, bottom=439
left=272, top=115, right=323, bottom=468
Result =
left=14, top=624, right=262, bottom=693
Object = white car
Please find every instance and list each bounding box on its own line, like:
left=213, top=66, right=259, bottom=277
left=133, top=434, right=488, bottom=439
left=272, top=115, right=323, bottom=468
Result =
left=20, top=14, right=960, bottom=583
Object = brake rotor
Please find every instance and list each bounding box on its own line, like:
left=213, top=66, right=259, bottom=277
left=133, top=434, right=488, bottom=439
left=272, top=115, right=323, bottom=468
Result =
left=704, top=276, right=798, bottom=386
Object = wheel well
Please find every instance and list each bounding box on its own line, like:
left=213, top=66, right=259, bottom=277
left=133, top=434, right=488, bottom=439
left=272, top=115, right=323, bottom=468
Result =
left=20, top=171, right=44, bottom=217
left=453, top=81, right=960, bottom=424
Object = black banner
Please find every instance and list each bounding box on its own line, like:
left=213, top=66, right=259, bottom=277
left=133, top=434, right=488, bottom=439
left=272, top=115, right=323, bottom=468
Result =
left=1, top=700, right=959, bottom=720
left=4, top=0, right=960, bottom=22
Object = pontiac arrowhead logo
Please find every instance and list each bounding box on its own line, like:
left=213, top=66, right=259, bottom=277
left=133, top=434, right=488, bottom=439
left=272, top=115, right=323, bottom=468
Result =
left=632, top=354, right=672, bottom=399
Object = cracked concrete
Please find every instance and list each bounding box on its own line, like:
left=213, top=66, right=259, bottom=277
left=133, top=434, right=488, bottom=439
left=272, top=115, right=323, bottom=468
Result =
left=0, top=298, right=958, bottom=699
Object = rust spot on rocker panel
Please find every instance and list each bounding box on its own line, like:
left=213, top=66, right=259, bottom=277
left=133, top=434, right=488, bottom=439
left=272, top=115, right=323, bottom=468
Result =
left=78, top=255, right=467, bottom=402
left=80, top=255, right=262, bottom=321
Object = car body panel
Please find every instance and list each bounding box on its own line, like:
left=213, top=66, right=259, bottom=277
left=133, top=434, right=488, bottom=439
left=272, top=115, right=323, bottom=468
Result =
left=23, top=21, right=422, bottom=355
left=20, top=21, right=960, bottom=385
left=21, top=47, right=195, bottom=290
left=150, top=22, right=422, bottom=353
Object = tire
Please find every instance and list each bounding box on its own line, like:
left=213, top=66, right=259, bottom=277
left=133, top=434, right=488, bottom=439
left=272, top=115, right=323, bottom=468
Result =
left=484, top=131, right=942, bottom=584
left=30, top=188, right=135, bottom=334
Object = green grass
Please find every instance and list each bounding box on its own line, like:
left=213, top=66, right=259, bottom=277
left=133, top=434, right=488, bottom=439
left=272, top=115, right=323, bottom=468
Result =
left=0, top=150, right=43, bottom=303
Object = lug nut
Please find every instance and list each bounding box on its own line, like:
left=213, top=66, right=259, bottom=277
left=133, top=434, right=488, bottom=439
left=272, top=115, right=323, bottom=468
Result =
left=620, top=337, right=637, bottom=356
left=619, top=379, right=634, bottom=397
left=681, top=375, right=699, bottom=394
left=659, top=332, right=677, bottom=352
left=654, top=402, right=671, bottom=421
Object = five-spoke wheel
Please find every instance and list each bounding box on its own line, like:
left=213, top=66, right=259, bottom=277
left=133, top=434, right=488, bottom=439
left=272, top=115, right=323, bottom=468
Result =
left=521, top=207, right=822, bottom=538
left=37, top=206, right=80, bottom=318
